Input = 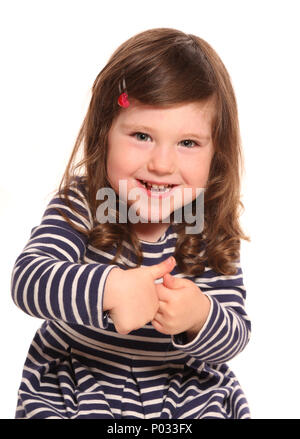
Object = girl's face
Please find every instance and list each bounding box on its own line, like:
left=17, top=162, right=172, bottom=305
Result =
left=107, top=99, right=215, bottom=238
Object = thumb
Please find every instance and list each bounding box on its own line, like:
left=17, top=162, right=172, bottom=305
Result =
left=162, top=272, right=176, bottom=288
left=162, top=272, right=186, bottom=289
left=148, top=256, right=176, bottom=280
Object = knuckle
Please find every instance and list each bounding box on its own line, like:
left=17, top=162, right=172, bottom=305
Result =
left=115, top=324, right=129, bottom=335
left=120, top=328, right=130, bottom=335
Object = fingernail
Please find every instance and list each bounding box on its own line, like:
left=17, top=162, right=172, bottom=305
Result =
left=168, top=256, right=176, bottom=265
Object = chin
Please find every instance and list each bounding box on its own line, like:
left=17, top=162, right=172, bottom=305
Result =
left=128, top=204, right=173, bottom=224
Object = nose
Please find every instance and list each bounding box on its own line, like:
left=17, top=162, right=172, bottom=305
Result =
left=147, top=143, right=176, bottom=175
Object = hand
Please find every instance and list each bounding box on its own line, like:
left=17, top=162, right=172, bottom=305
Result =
left=151, top=273, right=211, bottom=336
left=104, top=257, right=177, bottom=334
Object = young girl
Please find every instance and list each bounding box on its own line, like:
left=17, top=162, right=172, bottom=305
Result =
left=11, top=27, right=251, bottom=419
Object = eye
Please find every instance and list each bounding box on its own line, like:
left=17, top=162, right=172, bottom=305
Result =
left=132, top=132, right=152, bottom=142
left=179, top=139, right=200, bottom=148
left=131, top=132, right=200, bottom=148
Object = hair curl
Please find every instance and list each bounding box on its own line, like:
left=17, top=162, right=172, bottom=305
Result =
left=53, top=27, right=250, bottom=276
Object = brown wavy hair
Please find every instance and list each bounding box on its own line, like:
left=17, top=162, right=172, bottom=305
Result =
left=54, top=27, right=250, bottom=276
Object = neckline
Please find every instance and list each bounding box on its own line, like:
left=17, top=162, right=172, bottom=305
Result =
left=138, top=224, right=174, bottom=244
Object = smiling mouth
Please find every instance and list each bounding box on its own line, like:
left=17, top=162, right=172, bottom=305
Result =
left=137, top=179, right=178, bottom=192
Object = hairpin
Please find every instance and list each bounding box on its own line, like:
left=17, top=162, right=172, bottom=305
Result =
left=118, top=77, right=130, bottom=108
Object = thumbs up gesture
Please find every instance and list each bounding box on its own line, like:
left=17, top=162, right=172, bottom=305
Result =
left=151, top=270, right=211, bottom=337
left=104, top=256, right=176, bottom=335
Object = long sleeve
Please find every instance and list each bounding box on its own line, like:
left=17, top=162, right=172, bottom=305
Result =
left=171, top=263, right=251, bottom=364
left=10, top=180, right=119, bottom=330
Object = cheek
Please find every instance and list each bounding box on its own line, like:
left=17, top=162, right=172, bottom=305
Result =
left=184, top=155, right=212, bottom=187
left=107, top=140, right=143, bottom=187
left=108, top=140, right=145, bottom=173
left=107, top=156, right=125, bottom=187
left=107, top=138, right=126, bottom=168
left=106, top=146, right=124, bottom=189
left=106, top=150, right=116, bottom=180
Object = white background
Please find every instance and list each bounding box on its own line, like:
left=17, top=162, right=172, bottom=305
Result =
left=1, top=0, right=299, bottom=419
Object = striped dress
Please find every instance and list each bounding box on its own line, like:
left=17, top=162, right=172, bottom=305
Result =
left=11, top=178, right=251, bottom=419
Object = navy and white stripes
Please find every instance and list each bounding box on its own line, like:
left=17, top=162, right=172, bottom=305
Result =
left=11, top=178, right=251, bottom=419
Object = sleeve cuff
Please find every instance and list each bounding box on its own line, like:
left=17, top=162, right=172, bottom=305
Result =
left=99, top=264, right=120, bottom=329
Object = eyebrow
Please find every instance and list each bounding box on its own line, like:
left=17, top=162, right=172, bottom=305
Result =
left=120, top=123, right=211, bottom=141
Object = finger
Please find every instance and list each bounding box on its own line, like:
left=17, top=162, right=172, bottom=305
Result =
left=151, top=318, right=169, bottom=335
left=147, top=256, right=176, bottom=280
left=151, top=318, right=162, bottom=331
left=163, top=273, right=190, bottom=289
left=155, top=284, right=171, bottom=302
left=152, top=313, right=164, bottom=327
left=156, top=300, right=168, bottom=314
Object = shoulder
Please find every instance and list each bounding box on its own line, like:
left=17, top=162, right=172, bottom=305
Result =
left=48, top=175, right=93, bottom=231
left=66, top=175, right=88, bottom=200
left=55, top=175, right=89, bottom=211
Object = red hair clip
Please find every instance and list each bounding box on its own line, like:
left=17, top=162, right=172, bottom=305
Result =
left=118, top=77, right=130, bottom=108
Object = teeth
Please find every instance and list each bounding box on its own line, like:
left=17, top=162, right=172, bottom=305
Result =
left=141, top=180, right=172, bottom=190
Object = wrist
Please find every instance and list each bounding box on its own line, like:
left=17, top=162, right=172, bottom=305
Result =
left=186, top=293, right=211, bottom=342
left=103, top=267, right=123, bottom=311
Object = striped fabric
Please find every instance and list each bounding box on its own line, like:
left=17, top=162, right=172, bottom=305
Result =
left=11, top=178, right=251, bottom=419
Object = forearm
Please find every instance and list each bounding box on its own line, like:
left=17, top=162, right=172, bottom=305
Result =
left=103, top=266, right=123, bottom=311
left=172, top=294, right=251, bottom=363
left=11, top=251, right=119, bottom=329
left=11, top=183, right=122, bottom=330
left=185, top=293, right=211, bottom=343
